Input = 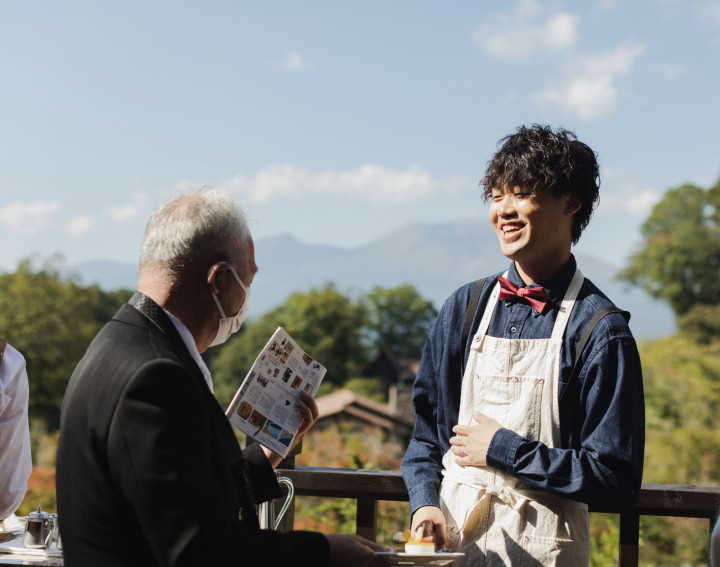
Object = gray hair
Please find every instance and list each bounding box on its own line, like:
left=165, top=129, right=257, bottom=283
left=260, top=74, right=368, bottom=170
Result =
left=140, top=189, right=251, bottom=280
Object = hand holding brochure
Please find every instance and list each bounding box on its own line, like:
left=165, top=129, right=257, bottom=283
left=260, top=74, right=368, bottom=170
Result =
left=225, top=327, right=326, bottom=458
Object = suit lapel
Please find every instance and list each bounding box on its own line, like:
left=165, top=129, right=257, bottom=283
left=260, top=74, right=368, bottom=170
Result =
left=126, top=292, right=207, bottom=386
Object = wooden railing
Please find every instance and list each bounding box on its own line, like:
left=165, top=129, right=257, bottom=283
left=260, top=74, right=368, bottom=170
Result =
left=277, top=466, right=720, bottom=567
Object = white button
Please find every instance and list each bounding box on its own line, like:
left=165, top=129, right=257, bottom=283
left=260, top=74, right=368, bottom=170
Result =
left=510, top=326, right=517, bottom=333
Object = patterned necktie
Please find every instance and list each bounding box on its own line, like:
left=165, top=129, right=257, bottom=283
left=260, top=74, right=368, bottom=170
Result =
left=497, top=276, right=549, bottom=314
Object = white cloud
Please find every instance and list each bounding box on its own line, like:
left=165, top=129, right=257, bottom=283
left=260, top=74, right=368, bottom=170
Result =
left=653, top=62, right=685, bottom=80
left=597, top=168, right=661, bottom=215
left=108, top=204, right=141, bottom=222
left=0, top=200, right=60, bottom=235
left=474, top=2, right=645, bottom=122
left=473, top=1, right=579, bottom=60
left=535, top=76, right=616, bottom=122
left=545, top=13, right=581, bottom=50
left=514, top=0, right=544, bottom=19
left=107, top=192, right=150, bottom=222
left=602, top=190, right=661, bottom=215
left=219, top=164, right=465, bottom=204
left=697, top=0, right=720, bottom=25
left=278, top=50, right=313, bottom=71
left=533, top=43, right=645, bottom=121
left=713, top=2, right=720, bottom=24
left=131, top=191, right=150, bottom=203
left=66, top=216, right=95, bottom=236
left=582, top=44, right=643, bottom=76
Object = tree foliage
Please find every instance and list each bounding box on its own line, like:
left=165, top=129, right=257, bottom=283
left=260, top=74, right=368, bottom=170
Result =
left=0, top=256, right=436, bottom=425
left=0, top=257, right=132, bottom=425
left=361, top=284, right=438, bottom=359
left=640, top=335, right=720, bottom=486
left=616, top=178, right=720, bottom=561
left=676, top=304, right=720, bottom=344
left=210, top=283, right=437, bottom=408
left=635, top=335, right=720, bottom=565
left=211, top=284, right=368, bottom=407
left=619, top=179, right=720, bottom=317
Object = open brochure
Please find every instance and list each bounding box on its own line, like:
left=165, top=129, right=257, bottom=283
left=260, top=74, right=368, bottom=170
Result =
left=226, top=327, right=326, bottom=458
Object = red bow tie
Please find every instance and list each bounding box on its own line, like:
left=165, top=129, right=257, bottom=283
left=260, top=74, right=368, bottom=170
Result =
left=498, top=276, right=549, bottom=314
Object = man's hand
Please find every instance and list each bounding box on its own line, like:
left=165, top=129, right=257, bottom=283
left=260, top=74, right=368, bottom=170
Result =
left=449, top=412, right=502, bottom=467
left=326, top=533, right=386, bottom=567
left=262, top=391, right=320, bottom=468
left=411, top=506, right=447, bottom=551
left=292, top=390, right=320, bottom=444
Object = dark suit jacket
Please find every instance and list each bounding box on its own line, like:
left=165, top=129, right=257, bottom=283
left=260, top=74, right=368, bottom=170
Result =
left=56, top=293, right=329, bottom=567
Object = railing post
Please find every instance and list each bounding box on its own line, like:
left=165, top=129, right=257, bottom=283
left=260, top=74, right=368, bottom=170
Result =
left=356, top=497, right=377, bottom=542
left=618, top=511, right=640, bottom=567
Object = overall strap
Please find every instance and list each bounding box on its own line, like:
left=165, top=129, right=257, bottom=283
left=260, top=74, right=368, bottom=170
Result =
left=559, top=306, right=631, bottom=402
left=461, top=278, right=487, bottom=359
left=550, top=267, right=584, bottom=340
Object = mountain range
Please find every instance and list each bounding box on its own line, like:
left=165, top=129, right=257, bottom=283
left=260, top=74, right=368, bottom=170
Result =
left=69, top=219, right=675, bottom=340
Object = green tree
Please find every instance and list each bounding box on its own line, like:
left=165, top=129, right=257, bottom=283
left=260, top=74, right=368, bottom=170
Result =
left=0, top=257, right=132, bottom=425
left=676, top=304, right=720, bottom=344
left=361, top=284, right=438, bottom=359
left=639, top=335, right=720, bottom=486
left=211, top=284, right=368, bottom=408
left=633, top=335, right=720, bottom=565
left=618, top=179, right=720, bottom=317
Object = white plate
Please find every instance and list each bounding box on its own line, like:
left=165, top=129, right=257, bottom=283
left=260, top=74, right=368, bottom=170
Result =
left=376, top=551, right=465, bottom=566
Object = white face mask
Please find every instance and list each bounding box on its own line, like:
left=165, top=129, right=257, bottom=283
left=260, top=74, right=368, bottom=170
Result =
left=209, top=266, right=251, bottom=347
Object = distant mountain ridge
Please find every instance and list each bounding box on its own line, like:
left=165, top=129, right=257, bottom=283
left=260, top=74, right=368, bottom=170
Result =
left=69, top=219, right=675, bottom=340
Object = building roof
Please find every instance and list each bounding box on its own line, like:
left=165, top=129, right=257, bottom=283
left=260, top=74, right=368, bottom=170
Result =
left=316, top=388, right=414, bottom=432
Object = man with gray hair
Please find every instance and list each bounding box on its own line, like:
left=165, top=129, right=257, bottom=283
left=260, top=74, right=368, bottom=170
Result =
left=57, top=189, right=383, bottom=567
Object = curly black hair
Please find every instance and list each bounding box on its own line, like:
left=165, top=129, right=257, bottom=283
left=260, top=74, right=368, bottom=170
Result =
left=480, top=124, right=600, bottom=244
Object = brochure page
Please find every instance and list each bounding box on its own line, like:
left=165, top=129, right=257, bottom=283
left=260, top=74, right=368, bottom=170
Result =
left=226, top=327, right=326, bottom=458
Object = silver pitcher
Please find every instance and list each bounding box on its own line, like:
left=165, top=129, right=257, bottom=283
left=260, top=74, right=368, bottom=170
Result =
left=23, top=506, right=56, bottom=549
left=258, top=476, right=294, bottom=530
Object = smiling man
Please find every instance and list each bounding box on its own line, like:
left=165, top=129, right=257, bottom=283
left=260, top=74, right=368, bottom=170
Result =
left=401, top=125, right=645, bottom=566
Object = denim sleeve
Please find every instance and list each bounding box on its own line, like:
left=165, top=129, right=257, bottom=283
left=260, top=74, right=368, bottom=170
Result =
left=486, top=331, right=645, bottom=510
left=401, top=311, right=448, bottom=515
left=401, top=283, right=481, bottom=516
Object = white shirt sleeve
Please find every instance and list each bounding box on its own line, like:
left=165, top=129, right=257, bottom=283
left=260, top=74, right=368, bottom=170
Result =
left=0, top=343, right=33, bottom=519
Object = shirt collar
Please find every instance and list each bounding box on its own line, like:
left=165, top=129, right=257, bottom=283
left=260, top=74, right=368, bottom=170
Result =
left=506, top=254, right=577, bottom=305
left=163, top=309, right=214, bottom=393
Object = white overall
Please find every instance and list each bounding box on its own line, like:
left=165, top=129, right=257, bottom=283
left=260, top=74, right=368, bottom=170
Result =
left=439, top=268, right=591, bottom=566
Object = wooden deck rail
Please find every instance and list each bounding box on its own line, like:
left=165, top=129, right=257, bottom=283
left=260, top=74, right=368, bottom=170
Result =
left=278, top=466, right=720, bottom=567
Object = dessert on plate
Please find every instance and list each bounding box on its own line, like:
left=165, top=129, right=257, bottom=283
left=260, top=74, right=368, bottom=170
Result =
left=392, top=525, right=435, bottom=554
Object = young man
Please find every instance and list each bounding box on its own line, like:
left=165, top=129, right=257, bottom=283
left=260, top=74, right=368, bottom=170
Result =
left=401, top=125, right=645, bottom=566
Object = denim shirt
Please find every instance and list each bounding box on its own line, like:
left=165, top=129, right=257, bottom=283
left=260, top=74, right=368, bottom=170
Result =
left=401, top=256, right=645, bottom=516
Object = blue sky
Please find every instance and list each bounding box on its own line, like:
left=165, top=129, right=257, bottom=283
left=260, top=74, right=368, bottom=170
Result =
left=1, top=0, right=719, bottom=274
